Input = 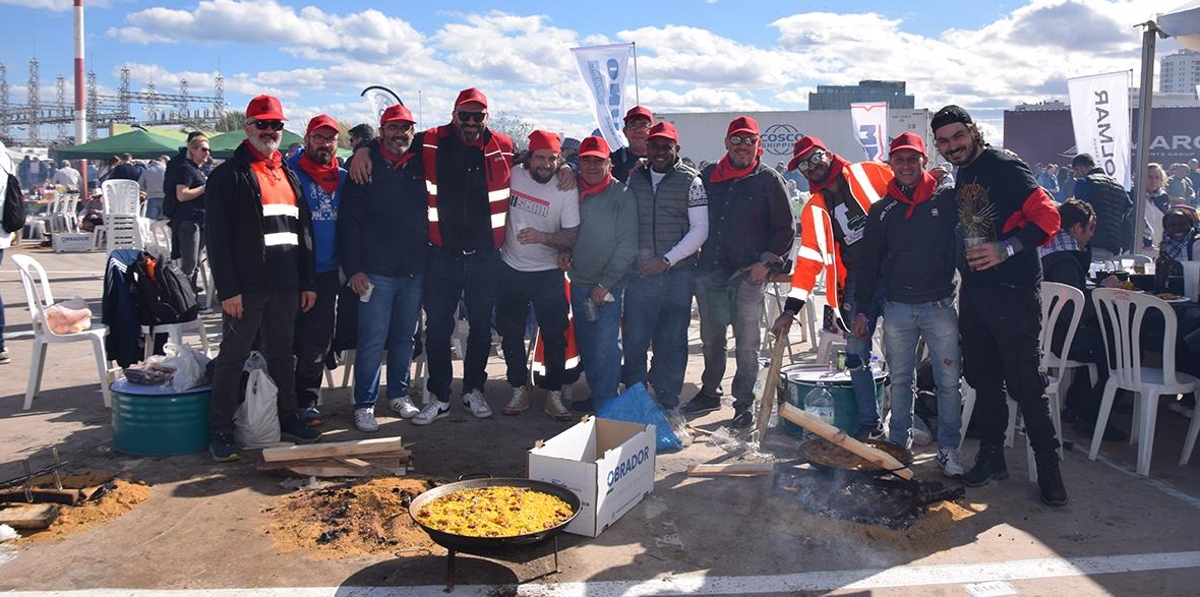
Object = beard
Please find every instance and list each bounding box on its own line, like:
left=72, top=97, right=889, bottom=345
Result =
left=249, top=135, right=280, bottom=156
left=530, top=165, right=555, bottom=184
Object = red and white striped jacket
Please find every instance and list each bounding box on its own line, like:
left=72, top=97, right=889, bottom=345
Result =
left=422, top=126, right=514, bottom=248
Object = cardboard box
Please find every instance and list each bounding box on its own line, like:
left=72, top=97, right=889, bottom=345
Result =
left=528, top=416, right=655, bottom=538
left=51, top=232, right=95, bottom=253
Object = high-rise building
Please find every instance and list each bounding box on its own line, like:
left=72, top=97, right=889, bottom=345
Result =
left=1159, top=49, right=1200, bottom=95
left=808, top=80, right=915, bottom=111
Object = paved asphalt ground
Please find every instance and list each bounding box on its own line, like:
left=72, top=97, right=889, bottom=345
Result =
left=1, top=243, right=1199, bottom=596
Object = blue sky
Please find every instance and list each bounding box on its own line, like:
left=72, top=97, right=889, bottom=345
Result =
left=0, top=0, right=1182, bottom=143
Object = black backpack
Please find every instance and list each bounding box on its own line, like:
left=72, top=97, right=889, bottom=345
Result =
left=129, top=252, right=199, bottom=325
left=2, top=172, right=26, bottom=233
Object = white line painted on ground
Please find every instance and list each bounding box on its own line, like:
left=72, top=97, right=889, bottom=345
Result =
left=2, top=550, right=1198, bottom=596
left=1094, top=453, right=1200, bottom=511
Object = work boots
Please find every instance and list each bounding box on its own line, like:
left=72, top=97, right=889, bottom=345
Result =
left=1035, top=452, right=1069, bottom=507
left=962, top=442, right=1009, bottom=487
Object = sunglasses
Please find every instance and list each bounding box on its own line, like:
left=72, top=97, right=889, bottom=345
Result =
left=382, top=122, right=414, bottom=133
left=796, top=149, right=828, bottom=173
left=309, top=133, right=338, bottom=145
left=728, top=135, right=759, bottom=146
left=624, top=121, right=652, bottom=131
left=457, top=111, right=487, bottom=123
left=253, top=120, right=285, bottom=131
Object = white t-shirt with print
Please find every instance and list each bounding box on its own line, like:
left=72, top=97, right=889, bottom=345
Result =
left=501, top=166, right=581, bottom=272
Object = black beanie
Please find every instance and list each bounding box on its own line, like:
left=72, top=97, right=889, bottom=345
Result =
left=931, top=105, right=973, bottom=133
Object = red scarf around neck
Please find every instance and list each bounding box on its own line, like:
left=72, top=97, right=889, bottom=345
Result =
left=243, top=139, right=282, bottom=169
left=297, top=152, right=340, bottom=194
left=887, top=171, right=938, bottom=219
left=578, top=173, right=612, bottom=200
left=379, top=143, right=415, bottom=170
left=709, top=154, right=759, bottom=183
left=808, top=153, right=851, bottom=193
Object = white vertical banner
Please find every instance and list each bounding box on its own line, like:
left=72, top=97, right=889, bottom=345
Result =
left=850, top=102, right=888, bottom=162
left=571, top=43, right=633, bottom=150
left=1068, top=71, right=1132, bottom=191
left=360, top=86, right=402, bottom=125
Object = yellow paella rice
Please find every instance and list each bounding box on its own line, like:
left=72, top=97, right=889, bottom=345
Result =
left=416, top=486, right=573, bottom=537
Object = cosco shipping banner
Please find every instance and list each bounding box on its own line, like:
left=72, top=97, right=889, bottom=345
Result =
left=572, top=44, right=633, bottom=151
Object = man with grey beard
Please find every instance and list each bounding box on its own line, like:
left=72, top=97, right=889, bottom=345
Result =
left=205, top=95, right=321, bottom=461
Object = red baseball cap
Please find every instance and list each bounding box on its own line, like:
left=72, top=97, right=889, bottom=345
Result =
left=624, top=106, right=653, bottom=124
left=578, top=136, right=610, bottom=158
left=647, top=122, right=678, bottom=143
left=528, top=130, right=562, bottom=154
left=889, top=131, right=926, bottom=158
left=726, top=116, right=759, bottom=137
left=787, top=135, right=828, bottom=171
left=306, top=114, right=338, bottom=135
left=246, top=95, right=286, bottom=121
left=455, top=87, right=488, bottom=108
left=380, top=104, right=415, bottom=126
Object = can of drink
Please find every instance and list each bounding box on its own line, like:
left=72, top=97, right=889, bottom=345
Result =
left=359, top=282, right=374, bottom=303
left=583, top=298, right=599, bottom=322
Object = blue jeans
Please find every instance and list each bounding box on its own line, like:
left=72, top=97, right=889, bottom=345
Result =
left=353, top=273, right=424, bottom=409
left=622, top=266, right=694, bottom=409
left=882, top=298, right=963, bottom=449
left=145, top=197, right=164, bottom=220
left=695, top=272, right=766, bottom=410
left=842, top=272, right=885, bottom=427
left=571, top=283, right=624, bottom=406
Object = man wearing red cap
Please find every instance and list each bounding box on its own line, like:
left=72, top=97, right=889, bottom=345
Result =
left=623, top=121, right=708, bottom=415
left=338, top=104, right=430, bottom=432
left=771, top=135, right=893, bottom=440
left=852, top=132, right=965, bottom=477
left=931, top=105, right=1065, bottom=506
left=611, top=106, right=653, bottom=183
left=205, top=94, right=320, bottom=460
left=683, top=116, right=794, bottom=428
left=495, top=131, right=581, bottom=420
left=561, top=135, right=639, bottom=411
left=285, top=114, right=347, bottom=427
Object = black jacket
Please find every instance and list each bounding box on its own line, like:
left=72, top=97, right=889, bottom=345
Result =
left=339, top=143, right=429, bottom=278
left=204, top=143, right=315, bottom=301
left=698, top=162, right=794, bottom=276
left=855, top=184, right=959, bottom=307
left=1073, top=168, right=1131, bottom=254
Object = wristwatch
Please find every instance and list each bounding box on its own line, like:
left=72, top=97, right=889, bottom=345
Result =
left=662, top=256, right=671, bottom=268
left=1003, top=241, right=1015, bottom=257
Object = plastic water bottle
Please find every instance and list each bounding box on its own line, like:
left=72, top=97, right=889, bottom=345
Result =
left=803, top=384, right=835, bottom=440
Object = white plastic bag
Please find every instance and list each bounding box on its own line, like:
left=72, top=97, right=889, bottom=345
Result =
left=234, top=352, right=281, bottom=448
left=161, top=343, right=211, bottom=392
left=44, top=296, right=92, bottom=334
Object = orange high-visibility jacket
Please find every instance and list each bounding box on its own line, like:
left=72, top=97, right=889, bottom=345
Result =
left=786, top=161, right=893, bottom=321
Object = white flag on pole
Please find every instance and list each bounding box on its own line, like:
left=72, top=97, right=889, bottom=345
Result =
left=1068, top=71, right=1132, bottom=191
left=361, top=86, right=402, bottom=126
left=850, top=102, right=888, bottom=162
left=571, top=44, right=633, bottom=150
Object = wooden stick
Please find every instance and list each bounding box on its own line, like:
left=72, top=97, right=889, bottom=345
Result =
left=687, top=463, right=776, bottom=476
left=754, top=337, right=788, bottom=441
left=778, top=403, right=914, bottom=480
left=262, top=437, right=405, bottom=462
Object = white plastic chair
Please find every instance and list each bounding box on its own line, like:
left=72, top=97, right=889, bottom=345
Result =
left=11, top=254, right=112, bottom=410
left=104, top=213, right=144, bottom=255
left=101, top=179, right=140, bottom=215
left=140, top=320, right=211, bottom=361
left=1090, top=288, right=1200, bottom=476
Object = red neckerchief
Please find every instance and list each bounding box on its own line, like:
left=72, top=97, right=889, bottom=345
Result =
left=808, top=152, right=850, bottom=193
left=888, top=171, right=938, bottom=219
left=709, top=154, right=758, bottom=183
left=378, top=143, right=414, bottom=170
left=578, top=173, right=612, bottom=200
left=243, top=140, right=282, bottom=169
left=297, top=152, right=340, bottom=194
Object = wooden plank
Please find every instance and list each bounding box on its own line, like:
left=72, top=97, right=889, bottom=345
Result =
left=335, top=457, right=372, bottom=468
left=778, top=403, right=914, bottom=480
left=0, top=503, right=60, bottom=529
left=262, top=437, right=405, bottom=462
left=754, top=338, right=787, bottom=441
left=687, top=463, right=776, bottom=476
left=284, top=465, right=407, bottom=478
left=0, top=489, right=80, bottom=505
left=259, top=457, right=402, bottom=471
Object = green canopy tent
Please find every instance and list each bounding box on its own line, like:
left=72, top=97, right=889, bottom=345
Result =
left=206, top=129, right=304, bottom=159
left=55, top=129, right=183, bottom=160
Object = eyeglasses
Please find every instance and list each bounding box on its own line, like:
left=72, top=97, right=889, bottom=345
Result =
left=728, top=135, right=759, bottom=146
left=252, top=120, right=285, bottom=132
left=457, top=111, right=487, bottom=123
left=308, top=133, right=338, bottom=145
left=624, top=121, right=651, bottom=131
left=796, top=149, right=828, bottom=173
left=382, top=123, right=414, bottom=134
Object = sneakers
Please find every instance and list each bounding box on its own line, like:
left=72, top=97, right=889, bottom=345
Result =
left=389, top=396, right=420, bottom=419
left=0, top=350, right=10, bottom=365
left=962, top=442, right=1009, bottom=487
left=300, top=405, right=324, bottom=427
left=544, top=390, right=573, bottom=421
left=413, top=400, right=451, bottom=426
left=680, top=391, right=721, bottom=417
left=354, top=408, right=380, bottom=432
left=935, top=447, right=966, bottom=478
left=462, top=389, right=493, bottom=418
left=281, top=415, right=321, bottom=443
left=730, top=407, right=754, bottom=429
left=209, top=432, right=239, bottom=462
left=503, top=386, right=530, bottom=415
left=1035, top=453, right=1069, bottom=507
left=853, top=423, right=886, bottom=442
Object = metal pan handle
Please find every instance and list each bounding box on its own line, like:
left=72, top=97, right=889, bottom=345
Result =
left=457, top=472, right=492, bottom=481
